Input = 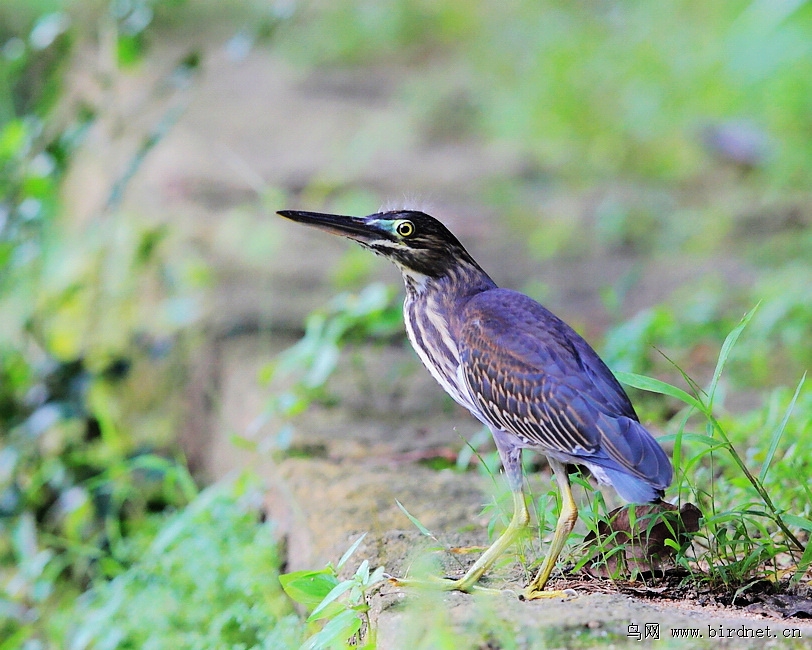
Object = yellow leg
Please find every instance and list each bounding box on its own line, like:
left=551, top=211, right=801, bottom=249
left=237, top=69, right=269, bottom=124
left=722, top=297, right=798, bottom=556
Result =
left=393, top=459, right=578, bottom=599
left=392, top=490, right=529, bottom=594
left=523, top=459, right=578, bottom=600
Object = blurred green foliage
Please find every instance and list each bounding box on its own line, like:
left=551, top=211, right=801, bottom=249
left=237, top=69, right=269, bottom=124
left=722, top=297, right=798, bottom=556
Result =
left=65, top=476, right=301, bottom=649
left=248, top=283, right=403, bottom=454
left=1, top=6, right=73, bottom=288
left=0, top=2, right=210, bottom=647
left=275, top=0, right=812, bottom=390
left=280, top=0, right=812, bottom=187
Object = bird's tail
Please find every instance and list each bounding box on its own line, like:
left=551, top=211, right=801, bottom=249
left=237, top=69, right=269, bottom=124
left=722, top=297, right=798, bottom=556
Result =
left=590, top=415, right=673, bottom=503
left=600, top=467, right=665, bottom=504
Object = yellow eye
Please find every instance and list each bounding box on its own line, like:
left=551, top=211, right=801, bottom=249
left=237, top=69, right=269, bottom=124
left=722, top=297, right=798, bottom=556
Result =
left=396, top=220, right=415, bottom=237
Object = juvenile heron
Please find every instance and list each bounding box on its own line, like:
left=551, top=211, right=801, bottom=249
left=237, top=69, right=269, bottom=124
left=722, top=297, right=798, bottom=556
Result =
left=278, top=208, right=672, bottom=599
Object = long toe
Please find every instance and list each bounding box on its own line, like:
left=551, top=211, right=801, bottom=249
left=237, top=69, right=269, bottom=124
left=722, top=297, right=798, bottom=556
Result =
left=388, top=575, right=457, bottom=591
left=522, top=586, right=578, bottom=601
left=390, top=575, right=509, bottom=596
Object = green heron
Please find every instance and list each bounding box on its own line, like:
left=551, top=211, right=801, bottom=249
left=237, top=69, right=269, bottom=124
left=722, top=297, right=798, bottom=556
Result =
left=278, top=209, right=672, bottom=599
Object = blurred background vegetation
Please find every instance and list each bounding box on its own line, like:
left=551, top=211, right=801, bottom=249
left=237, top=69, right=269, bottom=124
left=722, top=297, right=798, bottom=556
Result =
left=1, top=0, right=811, bottom=647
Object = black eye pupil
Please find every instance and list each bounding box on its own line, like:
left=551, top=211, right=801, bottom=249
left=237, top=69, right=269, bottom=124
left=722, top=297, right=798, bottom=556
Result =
left=398, top=222, right=413, bottom=236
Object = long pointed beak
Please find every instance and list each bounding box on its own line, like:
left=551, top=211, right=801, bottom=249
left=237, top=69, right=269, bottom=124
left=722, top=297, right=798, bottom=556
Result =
left=277, top=210, right=386, bottom=243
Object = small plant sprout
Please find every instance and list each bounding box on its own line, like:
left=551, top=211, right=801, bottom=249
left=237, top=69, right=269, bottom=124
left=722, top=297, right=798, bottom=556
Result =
left=280, top=533, right=386, bottom=649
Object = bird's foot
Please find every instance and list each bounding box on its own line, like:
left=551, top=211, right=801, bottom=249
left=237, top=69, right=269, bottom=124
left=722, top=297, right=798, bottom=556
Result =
left=388, top=575, right=505, bottom=596
left=389, top=575, right=577, bottom=600
left=521, top=586, right=577, bottom=601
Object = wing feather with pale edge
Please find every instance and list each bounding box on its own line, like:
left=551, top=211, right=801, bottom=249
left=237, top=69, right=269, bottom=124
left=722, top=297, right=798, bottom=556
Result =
left=457, top=289, right=671, bottom=489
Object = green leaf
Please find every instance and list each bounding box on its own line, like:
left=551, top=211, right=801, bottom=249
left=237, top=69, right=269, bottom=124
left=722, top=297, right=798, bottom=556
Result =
left=354, top=559, right=369, bottom=583
left=792, top=533, right=812, bottom=583
left=657, top=432, right=722, bottom=447
left=12, top=512, right=38, bottom=562
left=708, top=303, right=759, bottom=408
left=614, top=371, right=703, bottom=411
left=395, top=499, right=433, bottom=537
left=367, top=566, right=386, bottom=586
left=303, top=608, right=361, bottom=650
left=117, top=34, right=145, bottom=66
left=229, top=433, right=259, bottom=452
left=0, top=119, right=27, bottom=159
left=0, top=626, right=32, bottom=650
left=759, top=372, right=806, bottom=484
left=337, top=533, right=367, bottom=572
left=304, top=343, right=339, bottom=388
left=308, top=579, right=355, bottom=622
left=278, top=569, right=339, bottom=608
left=781, top=514, right=812, bottom=532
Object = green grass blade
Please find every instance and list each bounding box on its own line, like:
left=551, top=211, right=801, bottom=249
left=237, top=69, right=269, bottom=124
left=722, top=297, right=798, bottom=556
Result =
left=708, top=303, right=759, bottom=408
left=657, top=432, right=718, bottom=447
left=793, top=541, right=812, bottom=584
left=758, top=372, right=806, bottom=484
left=656, top=347, right=707, bottom=403
left=456, top=427, right=490, bottom=472
left=337, top=532, right=367, bottom=572
left=395, top=499, right=433, bottom=537
left=614, top=371, right=703, bottom=411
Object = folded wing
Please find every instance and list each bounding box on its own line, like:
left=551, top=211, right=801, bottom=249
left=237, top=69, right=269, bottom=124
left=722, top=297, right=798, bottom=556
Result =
left=458, top=289, right=672, bottom=500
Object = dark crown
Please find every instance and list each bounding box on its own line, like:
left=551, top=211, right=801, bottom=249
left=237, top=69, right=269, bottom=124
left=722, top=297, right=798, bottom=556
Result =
left=368, top=210, right=481, bottom=278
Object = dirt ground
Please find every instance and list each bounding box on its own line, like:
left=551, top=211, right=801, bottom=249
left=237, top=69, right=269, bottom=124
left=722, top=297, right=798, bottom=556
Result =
left=63, top=23, right=811, bottom=648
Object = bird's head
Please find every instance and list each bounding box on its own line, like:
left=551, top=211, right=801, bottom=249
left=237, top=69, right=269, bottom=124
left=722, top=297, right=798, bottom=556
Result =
left=277, top=209, right=481, bottom=281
